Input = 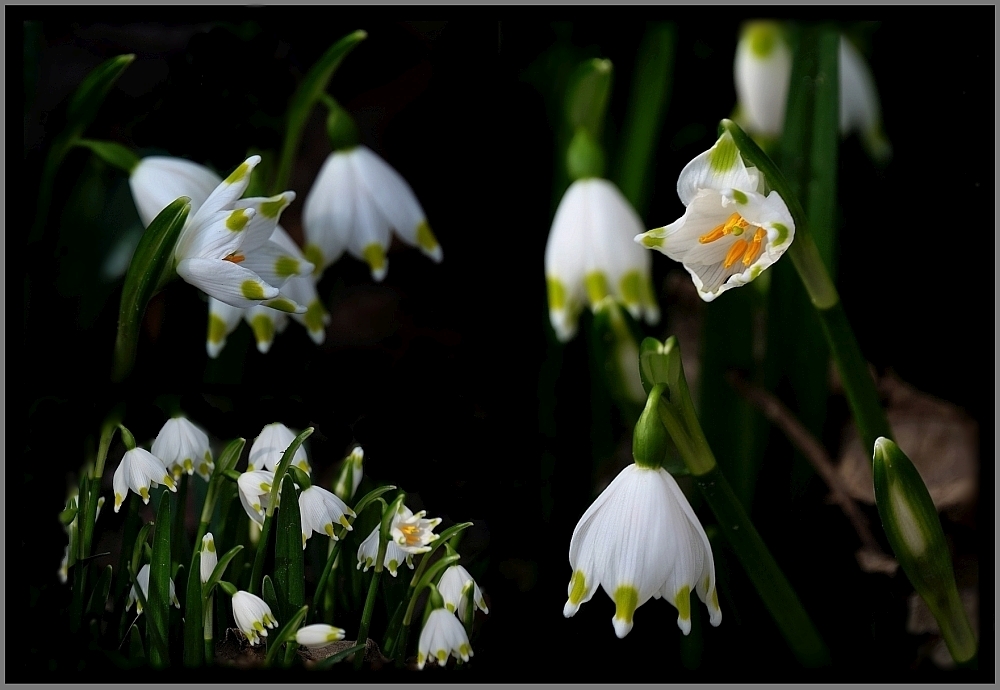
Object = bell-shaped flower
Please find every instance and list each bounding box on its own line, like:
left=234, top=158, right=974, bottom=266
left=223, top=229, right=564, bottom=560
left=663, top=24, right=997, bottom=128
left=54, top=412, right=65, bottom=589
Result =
left=129, top=155, right=312, bottom=313
left=298, top=485, right=356, bottom=548
left=112, top=448, right=177, bottom=513
left=438, top=565, right=489, bottom=623
left=247, top=422, right=310, bottom=474
left=295, top=623, right=346, bottom=649
left=206, top=226, right=328, bottom=357
left=635, top=130, right=795, bottom=302
left=302, top=146, right=443, bottom=281
left=237, top=470, right=275, bottom=525
left=563, top=463, right=722, bottom=638
left=332, top=445, right=365, bottom=502
left=417, top=608, right=473, bottom=670
left=150, top=416, right=214, bottom=480
left=231, top=590, right=278, bottom=646
left=200, top=533, right=218, bottom=584
left=734, top=23, right=890, bottom=159
left=545, top=178, right=660, bottom=342
left=127, top=564, right=180, bottom=614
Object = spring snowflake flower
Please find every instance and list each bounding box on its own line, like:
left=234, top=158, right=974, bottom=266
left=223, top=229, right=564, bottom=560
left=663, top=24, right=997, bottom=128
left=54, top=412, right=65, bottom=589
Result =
left=438, top=565, right=489, bottom=623
left=545, top=178, right=659, bottom=342
left=417, top=608, right=473, bottom=670
left=391, top=508, right=442, bottom=554
left=563, top=464, right=722, bottom=638
left=151, top=416, right=214, bottom=480
left=357, top=525, right=412, bottom=577
left=247, top=422, right=310, bottom=474
left=734, top=22, right=890, bottom=158
left=295, top=624, right=346, bottom=649
left=332, top=445, right=365, bottom=502
left=129, top=155, right=311, bottom=313
left=237, top=470, right=275, bottom=525
left=200, top=533, right=218, bottom=584
left=298, top=485, right=356, bottom=548
left=231, top=590, right=278, bottom=646
left=302, top=146, right=443, bottom=281
left=635, top=130, right=795, bottom=302
left=112, top=448, right=176, bottom=513
left=127, top=564, right=180, bottom=614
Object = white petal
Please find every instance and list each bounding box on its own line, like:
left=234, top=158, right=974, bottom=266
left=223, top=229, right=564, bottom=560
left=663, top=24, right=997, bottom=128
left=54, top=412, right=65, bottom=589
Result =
left=113, top=459, right=129, bottom=513
left=734, top=22, right=792, bottom=137
left=240, top=240, right=314, bottom=289
left=296, top=623, right=345, bottom=648
left=200, top=533, right=218, bottom=584
left=207, top=297, right=244, bottom=358
left=236, top=192, right=297, bottom=254
left=303, top=152, right=353, bottom=272
left=130, top=156, right=221, bottom=227
left=248, top=423, right=307, bottom=472
left=177, top=258, right=279, bottom=309
left=676, top=131, right=757, bottom=206
left=187, top=155, right=261, bottom=229
left=344, top=172, right=392, bottom=281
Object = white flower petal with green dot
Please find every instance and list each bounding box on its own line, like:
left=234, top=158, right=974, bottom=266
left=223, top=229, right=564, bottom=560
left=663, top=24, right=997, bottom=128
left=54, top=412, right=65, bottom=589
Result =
left=237, top=470, right=275, bottom=525
left=200, top=533, right=218, bottom=584
left=127, top=564, right=180, bottom=615
left=295, top=624, right=346, bottom=649
left=231, top=590, right=278, bottom=646
left=438, top=564, right=489, bottom=622
left=247, top=423, right=310, bottom=474
left=112, top=448, right=176, bottom=513
left=416, top=608, right=472, bottom=670
left=391, top=509, right=442, bottom=555
left=298, top=485, right=356, bottom=548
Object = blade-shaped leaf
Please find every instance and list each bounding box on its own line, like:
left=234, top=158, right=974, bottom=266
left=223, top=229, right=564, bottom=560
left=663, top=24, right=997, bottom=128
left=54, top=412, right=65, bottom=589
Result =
left=86, top=565, right=113, bottom=620
left=264, top=604, right=309, bottom=667
left=274, top=474, right=304, bottom=624
left=313, top=643, right=366, bottom=669
left=147, top=491, right=172, bottom=667
left=112, top=197, right=190, bottom=382
left=204, top=545, right=244, bottom=600
left=184, top=552, right=204, bottom=667
left=262, top=576, right=280, bottom=626
left=565, top=57, right=613, bottom=137
left=67, top=54, right=135, bottom=133
left=128, top=623, right=145, bottom=662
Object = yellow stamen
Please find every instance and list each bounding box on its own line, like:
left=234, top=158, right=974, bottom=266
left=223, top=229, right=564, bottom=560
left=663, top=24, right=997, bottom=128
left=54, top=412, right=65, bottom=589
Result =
left=224, top=253, right=245, bottom=264
left=742, top=227, right=766, bottom=266
left=699, top=213, right=750, bottom=243
left=399, top=524, right=422, bottom=545
left=724, top=239, right=749, bottom=269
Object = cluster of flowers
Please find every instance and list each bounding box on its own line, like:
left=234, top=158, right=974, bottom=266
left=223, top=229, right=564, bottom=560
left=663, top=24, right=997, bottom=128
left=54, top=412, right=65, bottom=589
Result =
left=75, top=414, right=486, bottom=666
left=129, top=144, right=441, bottom=358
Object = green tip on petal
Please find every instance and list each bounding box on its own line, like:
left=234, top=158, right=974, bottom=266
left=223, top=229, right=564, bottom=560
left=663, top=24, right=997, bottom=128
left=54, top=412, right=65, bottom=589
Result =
left=640, top=234, right=665, bottom=248
left=303, top=244, right=324, bottom=276
left=708, top=132, right=739, bottom=173
left=274, top=255, right=300, bottom=279
left=241, top=280, right=267, bottom=300
left=568, top=570, right=587, bottom=605
left=225, top=161, right=251, bottom=185
left=226, top=209, right=251, bottom=232
left=745, top=21, right=781, bottom=58
left=259, top=196, right=288, bottom=219
left=584, top=271, right=610, bottom=305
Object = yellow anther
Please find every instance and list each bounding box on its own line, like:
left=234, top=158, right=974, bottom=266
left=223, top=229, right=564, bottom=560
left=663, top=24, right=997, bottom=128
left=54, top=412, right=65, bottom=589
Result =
left=699, top=213, right=747, bottom=243
left=224, top=253, right=245, bottom=264
left=724, top=239, right=749, bottom=268
left=742, top=227, right=766, bottom=266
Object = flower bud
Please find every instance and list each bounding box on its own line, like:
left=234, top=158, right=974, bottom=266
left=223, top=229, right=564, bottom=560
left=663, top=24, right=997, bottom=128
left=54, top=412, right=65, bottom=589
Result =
left=633, top=385, right=669, bottom=470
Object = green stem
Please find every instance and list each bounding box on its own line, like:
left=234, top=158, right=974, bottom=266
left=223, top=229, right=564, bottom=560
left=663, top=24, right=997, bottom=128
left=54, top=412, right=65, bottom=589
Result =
left=353, top=560, right=385, bottom=670
left=693, top=465, right=830, bottom=667
left=313, top=537, right=344, bottom=623
left=204, top=593, right=214, bottom=663
left=249, top=516, right=275, bottom=596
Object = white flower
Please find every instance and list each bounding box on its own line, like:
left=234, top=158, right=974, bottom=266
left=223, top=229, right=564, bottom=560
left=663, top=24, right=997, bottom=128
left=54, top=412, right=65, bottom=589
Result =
left=563, top=464, right=722, bottom=638
left=231, top=590, right=278, bottom=646
left=200, top=533, right=218, bottom=584
left=206, top=226, right=329, bottom=357
left=734, top=23, right=890, bottom=158
left=151, top=416, right=214, bottom=480
left=302, top=146, right=443, bottom=281
left=112, top=448, right=176, bottom=513
left=332, top=445, right=365, bottom=502
left=391, top=508, right=442, bottom=554
left=247, top=422, right=310, bottom=474
left=356, top=524, right=413, bottom=577
left=59, top=545, right=70, bottom=584
left=635, top=130, right=795, bottom=302
left=295, top=623, right=346, bottom=649
left=237, top=470, right=275, bottom=525
left=298, top=485, right=356, bottom=548
left=129, top=155, right=311, bottom=313
left=545, top=178, right=659, bottom=342
left=127, top=564, right=180, bottom=614
left=417, top=608, right=472, bottom=670
left=438, top=565, right=489, bottom=623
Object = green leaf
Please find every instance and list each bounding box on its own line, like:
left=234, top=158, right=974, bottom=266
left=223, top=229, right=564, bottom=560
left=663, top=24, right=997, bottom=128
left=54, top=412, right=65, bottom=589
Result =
left=204, top=545, right=244, bottom=600
left=352, top=484, right=397, bottom=516
left=274, top=474, right=305, bottom=623
left=184, top=552, right=205, bottom=667
left=272, top=30, right=367, bottom=194
left=147, top=491, right=172, bottom=667
left=86, top=565, right=113, bottom=620
left=264, top=604, right=309, bottom=667
left=59, top=506, right=79, bottom=526
left=262, top=575, right=280, bottom=621
left=112, top=197, right=191, bottom=382
left=565, top=58, right=613, bottom=138
left=217, top=437, right=247, bottom=474
left=613, top=22, right=675, bottom=215
left=128, top=623, right=145, bottom=661
left=76, top=138, right=140, bottom=174
left=130, top=523, right=153, bottom=578
left=313, top=643, right=366, bottom=669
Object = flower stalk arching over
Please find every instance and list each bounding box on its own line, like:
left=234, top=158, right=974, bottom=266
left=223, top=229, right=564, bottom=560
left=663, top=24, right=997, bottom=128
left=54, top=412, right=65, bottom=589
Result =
left=128, top=155, right=312, bottom=314
left=545, top=177, right=660, bottom=342
left=303, top=145, right=443, bottom=281
left=635, top=130, right=795, bottom=302
left=563, top=463, right=722, bottom=638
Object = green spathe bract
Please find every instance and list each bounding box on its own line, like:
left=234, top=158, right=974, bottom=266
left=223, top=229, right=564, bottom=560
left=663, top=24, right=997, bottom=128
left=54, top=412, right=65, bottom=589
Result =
left=873, top=438, right=977, bottom=663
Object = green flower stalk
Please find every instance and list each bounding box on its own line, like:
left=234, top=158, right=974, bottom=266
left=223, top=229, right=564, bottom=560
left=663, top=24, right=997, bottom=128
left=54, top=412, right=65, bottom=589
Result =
left=873, top=438, right=976, bottom=662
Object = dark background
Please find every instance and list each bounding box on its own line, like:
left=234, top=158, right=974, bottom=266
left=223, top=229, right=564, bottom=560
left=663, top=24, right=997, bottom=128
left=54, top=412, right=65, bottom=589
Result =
left=18, top=7, right=993, bottom=683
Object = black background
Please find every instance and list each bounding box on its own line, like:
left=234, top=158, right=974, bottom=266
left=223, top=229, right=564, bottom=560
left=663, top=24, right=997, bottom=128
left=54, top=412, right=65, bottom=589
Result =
left=17, top=7, right=994, bottom=683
